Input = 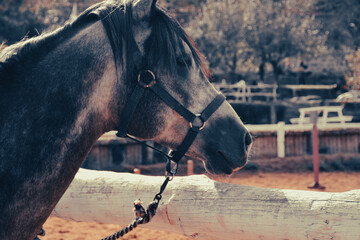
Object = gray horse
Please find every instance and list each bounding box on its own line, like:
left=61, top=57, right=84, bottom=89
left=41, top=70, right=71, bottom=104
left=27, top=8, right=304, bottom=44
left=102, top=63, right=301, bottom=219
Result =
left=0, top=0, right=252, bottom=239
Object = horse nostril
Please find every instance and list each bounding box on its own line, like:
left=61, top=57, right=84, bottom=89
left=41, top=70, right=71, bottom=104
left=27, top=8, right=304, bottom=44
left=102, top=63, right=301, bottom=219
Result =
left=245, top=132, right=252, bottom=146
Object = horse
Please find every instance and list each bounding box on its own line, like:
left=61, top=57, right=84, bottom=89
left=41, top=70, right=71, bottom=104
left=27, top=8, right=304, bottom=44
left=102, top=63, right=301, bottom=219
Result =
left=0, top=0, right=252, bottom=239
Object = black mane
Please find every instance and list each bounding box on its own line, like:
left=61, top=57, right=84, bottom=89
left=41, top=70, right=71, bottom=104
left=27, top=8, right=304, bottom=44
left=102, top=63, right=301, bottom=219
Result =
left=0, top=0, right=210, bottom=81
left=147, top=6, right=211, bottom=79
left=99, top=1, right=211, bottom=81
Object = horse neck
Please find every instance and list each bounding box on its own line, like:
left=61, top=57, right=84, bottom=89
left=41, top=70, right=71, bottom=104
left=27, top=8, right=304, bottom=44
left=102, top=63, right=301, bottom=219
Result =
left=0, top=21, right=119, bottom=239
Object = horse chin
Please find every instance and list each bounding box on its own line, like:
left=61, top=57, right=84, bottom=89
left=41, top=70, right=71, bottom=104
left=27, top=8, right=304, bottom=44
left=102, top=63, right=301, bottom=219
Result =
left=203, top=152, right=248, bottom=176
left=204, top=161, right=233, bottom=176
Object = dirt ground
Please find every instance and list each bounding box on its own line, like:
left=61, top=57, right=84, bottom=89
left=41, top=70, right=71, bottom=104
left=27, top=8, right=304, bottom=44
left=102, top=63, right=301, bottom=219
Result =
left=42, top=171, right=360, bottom=240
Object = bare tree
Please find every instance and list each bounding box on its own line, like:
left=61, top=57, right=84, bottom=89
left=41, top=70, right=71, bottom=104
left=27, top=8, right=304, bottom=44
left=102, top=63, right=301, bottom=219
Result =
left=315, top=0, right=360, bottom=50
left=186, top=0, right=249, bottom=76
left=243, top=0, right=326, bottom=82
left=0, top=0, right=97, bottom=44
left=187, top=0, right=326, bottom=83
left=345, top=49, right=360, bottom=90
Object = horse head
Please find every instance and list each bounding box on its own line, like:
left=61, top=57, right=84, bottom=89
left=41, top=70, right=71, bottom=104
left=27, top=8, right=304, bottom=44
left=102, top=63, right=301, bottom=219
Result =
left=113, top=0, right=252, bottom=175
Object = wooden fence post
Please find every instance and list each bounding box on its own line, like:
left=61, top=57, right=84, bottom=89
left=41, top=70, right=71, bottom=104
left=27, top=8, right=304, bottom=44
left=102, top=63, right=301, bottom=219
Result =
left=187, top=160, right=194, bottom=176
left=309, top=111, right=325, bottom=189
left=277, top=121, right=285, bottom=158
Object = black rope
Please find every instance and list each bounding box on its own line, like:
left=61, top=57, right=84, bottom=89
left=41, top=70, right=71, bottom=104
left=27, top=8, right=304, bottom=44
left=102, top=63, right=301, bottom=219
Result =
left=100, top=176, right=173, bottom=240
left=34, top=135, right=177, bottom=240
left=124, top=134, right=179, bottom=176
left=33, top=172, right=174, bottom=240
left=125, top=134, right=170, bottom=159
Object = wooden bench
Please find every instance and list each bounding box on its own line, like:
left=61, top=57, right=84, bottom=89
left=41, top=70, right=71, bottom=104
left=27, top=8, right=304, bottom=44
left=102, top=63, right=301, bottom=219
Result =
left=290, top=106, right=353, bottom=124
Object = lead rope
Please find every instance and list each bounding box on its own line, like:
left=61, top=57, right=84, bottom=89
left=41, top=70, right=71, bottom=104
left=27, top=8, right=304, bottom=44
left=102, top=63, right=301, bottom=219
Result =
left=100, top=175, right=174, bottom=240
left=33, top=155, right=177, bottom=240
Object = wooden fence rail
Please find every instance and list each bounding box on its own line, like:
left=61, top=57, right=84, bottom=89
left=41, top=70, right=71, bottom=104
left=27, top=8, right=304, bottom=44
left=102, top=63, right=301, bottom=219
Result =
left=53, top=169, right=360, bottom=240
left=215, top=83, right=278, bottom=103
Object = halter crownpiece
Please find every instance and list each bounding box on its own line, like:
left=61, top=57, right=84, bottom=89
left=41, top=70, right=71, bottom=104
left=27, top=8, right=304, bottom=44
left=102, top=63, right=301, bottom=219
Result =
left=116, top=67, right=225, bottom=175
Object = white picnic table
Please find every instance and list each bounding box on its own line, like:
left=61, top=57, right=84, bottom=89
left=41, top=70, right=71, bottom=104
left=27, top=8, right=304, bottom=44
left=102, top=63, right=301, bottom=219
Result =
left=290, top=105, right=353, bottom=124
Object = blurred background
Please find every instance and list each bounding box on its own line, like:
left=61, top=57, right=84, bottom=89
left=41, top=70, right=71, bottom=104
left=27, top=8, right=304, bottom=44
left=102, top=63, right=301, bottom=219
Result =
left=1, top=0, right=360, bottom=172
left=1, top=0, right=360, bottom=88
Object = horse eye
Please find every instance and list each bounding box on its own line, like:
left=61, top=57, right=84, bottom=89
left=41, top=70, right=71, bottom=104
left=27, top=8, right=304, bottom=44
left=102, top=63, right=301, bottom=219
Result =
left=176, top=57, right=191, bottom=67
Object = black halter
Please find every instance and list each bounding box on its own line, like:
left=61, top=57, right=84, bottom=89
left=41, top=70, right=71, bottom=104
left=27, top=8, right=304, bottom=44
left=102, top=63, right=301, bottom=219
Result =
left=116, top=49, right=225, bottom=175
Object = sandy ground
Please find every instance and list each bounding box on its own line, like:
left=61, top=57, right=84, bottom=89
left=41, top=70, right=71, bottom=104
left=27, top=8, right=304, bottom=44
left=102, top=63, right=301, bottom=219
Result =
left=42, top=172, right=360, bottom=240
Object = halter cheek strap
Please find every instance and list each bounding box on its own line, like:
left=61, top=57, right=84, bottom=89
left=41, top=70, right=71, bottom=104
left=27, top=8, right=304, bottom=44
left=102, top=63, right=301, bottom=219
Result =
left=167, top=94, right=225, bottom=172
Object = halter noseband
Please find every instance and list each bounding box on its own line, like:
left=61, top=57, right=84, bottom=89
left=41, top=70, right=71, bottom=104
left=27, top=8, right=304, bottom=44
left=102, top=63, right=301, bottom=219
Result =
left=116, top=52, right=225, bottom=175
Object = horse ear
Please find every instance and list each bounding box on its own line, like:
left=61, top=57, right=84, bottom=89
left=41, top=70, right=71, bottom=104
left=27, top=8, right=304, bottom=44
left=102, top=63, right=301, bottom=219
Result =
left=132, top=0, right=157, bottom=20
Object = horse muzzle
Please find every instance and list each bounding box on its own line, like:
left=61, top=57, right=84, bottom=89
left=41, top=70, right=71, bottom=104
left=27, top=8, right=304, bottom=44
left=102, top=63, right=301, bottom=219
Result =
left=202, top=121, right=253, bottom=175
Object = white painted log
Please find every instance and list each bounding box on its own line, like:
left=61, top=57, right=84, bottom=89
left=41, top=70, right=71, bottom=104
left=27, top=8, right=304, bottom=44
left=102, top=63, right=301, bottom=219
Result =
left=53, top=169, right=360, bottom=240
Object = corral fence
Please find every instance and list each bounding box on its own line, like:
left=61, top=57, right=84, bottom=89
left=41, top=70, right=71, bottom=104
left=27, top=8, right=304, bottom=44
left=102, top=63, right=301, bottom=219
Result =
left=82, top=133, right=155, bottom=170
left=215, top=82, right=278, bottom=103
left=213, top=82, right=339, bottom=104
left=248, top=122, right=360, bottom=159
left=83, top=123, right=360, bottom=170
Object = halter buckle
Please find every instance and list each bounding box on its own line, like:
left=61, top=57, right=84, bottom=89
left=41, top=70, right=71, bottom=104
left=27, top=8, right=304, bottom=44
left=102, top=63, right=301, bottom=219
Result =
left=189, top=114, right=206, bottom=131
left=138, top=70, right=156, bottom=88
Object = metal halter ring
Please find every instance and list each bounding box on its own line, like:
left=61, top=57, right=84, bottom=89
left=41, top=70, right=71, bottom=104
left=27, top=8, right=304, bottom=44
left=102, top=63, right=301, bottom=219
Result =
left=189, top=114, right=206, bottom=131
left=138, top=70, right=156, bottom=88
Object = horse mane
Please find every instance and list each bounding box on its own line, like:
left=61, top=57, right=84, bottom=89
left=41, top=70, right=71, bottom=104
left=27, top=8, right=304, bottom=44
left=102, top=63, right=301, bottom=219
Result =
left=0, top=2, right=102, bottom=80
left=147, top=6, right=212, bottom=79
left=97, top=1, right=211, bottom=80
left=0, top=0, right=211, bottom=82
